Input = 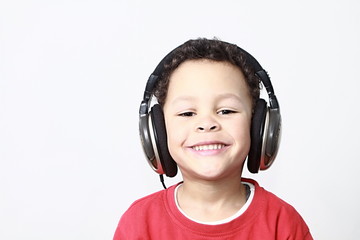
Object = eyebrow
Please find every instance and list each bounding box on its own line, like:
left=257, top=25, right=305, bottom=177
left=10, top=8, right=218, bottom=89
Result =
left=215, top=93, right=243, bottom=102
left=170, top=96, right=195, bottom=104
left=170, top=93, right=244, bottom=105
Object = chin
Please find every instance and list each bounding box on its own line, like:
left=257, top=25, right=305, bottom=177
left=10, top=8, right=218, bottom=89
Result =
left=194, top=169, right=240, bottom=181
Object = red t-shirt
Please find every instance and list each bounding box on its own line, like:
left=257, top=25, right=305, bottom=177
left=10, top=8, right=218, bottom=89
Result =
left=113, top=178, right=313, bottom=239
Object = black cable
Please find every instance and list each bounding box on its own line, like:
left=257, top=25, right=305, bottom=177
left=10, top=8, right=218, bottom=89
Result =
left=159, top=174, right=167, bottom=189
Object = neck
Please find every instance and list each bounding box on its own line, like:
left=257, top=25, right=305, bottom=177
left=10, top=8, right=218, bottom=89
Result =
left=176, top=176, right=247, bottom=222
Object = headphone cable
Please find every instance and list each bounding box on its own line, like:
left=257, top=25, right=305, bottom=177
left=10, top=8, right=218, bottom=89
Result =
left=159, top=174, right=167, bottom=189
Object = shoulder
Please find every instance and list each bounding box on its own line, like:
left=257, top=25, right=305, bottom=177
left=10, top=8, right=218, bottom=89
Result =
left=113, top=184, right=178, bottom=239
left=121, top=186, right=170, bottom=220
left=242, top=178, right=313, bottom=239
left=128, top=188, right=165, bottom=209
left=243, top=178, right=301, bottom=212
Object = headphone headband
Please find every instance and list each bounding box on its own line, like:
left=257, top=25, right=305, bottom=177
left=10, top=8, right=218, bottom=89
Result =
left=141, top=41, right=280, bottom=113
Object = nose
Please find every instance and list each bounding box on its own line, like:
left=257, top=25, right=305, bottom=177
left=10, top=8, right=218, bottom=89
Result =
left=196, top=119, right=220, bottom=132
left=197, top=125, right=218, bottom=132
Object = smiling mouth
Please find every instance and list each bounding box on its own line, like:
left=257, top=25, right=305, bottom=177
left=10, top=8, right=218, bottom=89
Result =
left=192, top=144, right=226, bottom=151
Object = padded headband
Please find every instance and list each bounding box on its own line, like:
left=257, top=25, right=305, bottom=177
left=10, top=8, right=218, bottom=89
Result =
left=140, top=42, right=279, bottom=114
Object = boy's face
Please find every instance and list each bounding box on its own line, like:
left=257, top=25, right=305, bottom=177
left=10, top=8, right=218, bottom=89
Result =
left=163, top=60, right=253, bottom=181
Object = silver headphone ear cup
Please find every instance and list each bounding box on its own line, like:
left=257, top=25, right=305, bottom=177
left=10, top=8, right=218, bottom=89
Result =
left=139, top=111, right=157, bottom=170
left=139, top=110, right=164, bottom=174
left=150, top=104, right=178, bottom=177
left=248, top=99, right=267, bottom=173
left=260, top=108, right=281, bottom=170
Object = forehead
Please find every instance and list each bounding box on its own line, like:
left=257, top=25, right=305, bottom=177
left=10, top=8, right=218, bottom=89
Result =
left=166, top=60, right=251, bottom=101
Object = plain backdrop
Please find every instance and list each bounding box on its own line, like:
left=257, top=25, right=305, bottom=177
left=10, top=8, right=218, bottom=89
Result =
left=1, top=0, right=360, bottom=239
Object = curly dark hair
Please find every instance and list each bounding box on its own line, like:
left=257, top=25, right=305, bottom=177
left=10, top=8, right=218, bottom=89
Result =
left=153, top=38, right=261, bottom=110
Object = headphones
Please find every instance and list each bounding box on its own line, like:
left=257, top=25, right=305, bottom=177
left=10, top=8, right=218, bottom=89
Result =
left=139, top=40, right=281, bottom=178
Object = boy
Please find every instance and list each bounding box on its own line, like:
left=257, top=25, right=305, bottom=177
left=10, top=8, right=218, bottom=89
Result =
left=113, top=38, right=312, bottom=239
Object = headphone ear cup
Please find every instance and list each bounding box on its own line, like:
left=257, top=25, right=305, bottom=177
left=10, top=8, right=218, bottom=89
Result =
left=260, top=108, right=281, bottom=170
left=150, top=104, right=178, bottom=177
left=248, top=99, right=267, bottom=173
left=139, top=109, right=156, bottom=171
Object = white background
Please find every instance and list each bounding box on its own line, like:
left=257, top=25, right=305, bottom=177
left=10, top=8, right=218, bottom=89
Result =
left=1, top=0, right=359, bottom=239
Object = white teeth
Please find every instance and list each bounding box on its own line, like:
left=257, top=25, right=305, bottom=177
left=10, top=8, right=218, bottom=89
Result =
left=193, top=144, right=225, bottom=151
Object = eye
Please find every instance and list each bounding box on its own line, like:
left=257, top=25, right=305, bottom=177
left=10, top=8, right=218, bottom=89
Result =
left=178, top=111, right=196, bottom=117
left=218, top=109, right=237, bottom=115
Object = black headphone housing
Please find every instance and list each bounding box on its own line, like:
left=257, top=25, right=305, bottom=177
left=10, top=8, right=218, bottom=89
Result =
left=139, top=41, right=281, bottom=177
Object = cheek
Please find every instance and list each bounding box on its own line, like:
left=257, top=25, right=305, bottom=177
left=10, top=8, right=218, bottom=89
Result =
left=164, top=117, right=185, bottom=149
left=233, top=126, right=250, bottom=141
left=229, top=119, right=251, bottom=148
left=165, top=125, right=189, bottom=164
left=166, top=127, right=181, bottom=146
